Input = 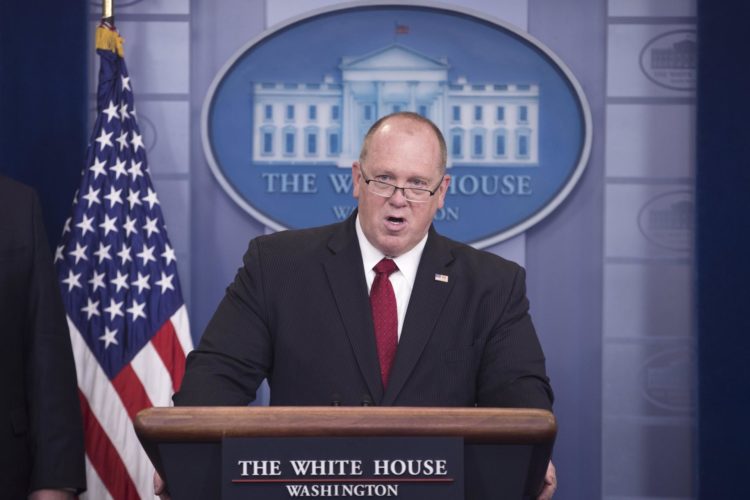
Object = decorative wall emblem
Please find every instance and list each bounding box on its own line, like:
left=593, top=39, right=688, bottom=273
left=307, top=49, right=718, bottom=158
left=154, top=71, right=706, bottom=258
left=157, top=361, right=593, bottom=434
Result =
left=203, top=3, right=591, bottom=247
left=640, top=347, right=693, bottom=412
left=639, top=29, right=697, bottom=91
left=638, top=191, right=694, bottom=251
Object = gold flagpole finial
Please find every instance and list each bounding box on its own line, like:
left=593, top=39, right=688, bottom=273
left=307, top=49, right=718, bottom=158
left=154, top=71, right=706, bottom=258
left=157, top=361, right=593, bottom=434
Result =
left=96, top=0, right=123, bottom=56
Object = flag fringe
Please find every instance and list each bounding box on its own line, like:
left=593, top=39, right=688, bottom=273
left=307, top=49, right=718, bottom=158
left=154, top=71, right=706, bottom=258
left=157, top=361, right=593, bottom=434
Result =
left=95, top=25, right=124, bottom=57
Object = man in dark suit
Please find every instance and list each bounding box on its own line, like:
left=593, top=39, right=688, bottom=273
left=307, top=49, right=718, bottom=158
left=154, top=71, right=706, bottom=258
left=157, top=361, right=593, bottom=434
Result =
left=172, top=112, right=556, bottom=497
left=0, top=175, right=86, bottom=499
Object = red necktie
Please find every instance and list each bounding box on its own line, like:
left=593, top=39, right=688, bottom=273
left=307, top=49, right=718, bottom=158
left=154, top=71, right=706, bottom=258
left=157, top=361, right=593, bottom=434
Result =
left=370, top=258, right=398, bottom=388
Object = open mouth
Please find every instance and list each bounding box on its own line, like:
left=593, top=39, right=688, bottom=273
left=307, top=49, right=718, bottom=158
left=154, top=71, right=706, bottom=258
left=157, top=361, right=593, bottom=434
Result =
left=386, top=216, right=405, bottom=225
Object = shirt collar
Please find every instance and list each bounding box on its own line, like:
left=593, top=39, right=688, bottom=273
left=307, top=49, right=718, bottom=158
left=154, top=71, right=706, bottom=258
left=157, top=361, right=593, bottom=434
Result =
left=355, top=215, right=428, bottom=284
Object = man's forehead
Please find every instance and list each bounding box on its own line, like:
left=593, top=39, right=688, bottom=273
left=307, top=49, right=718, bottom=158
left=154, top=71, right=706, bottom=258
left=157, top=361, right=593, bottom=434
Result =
left=376, top=117, right=431, bottom=137
left=363, top=161, right=442, bottom=183
left=362, top=116, right=444, bottom=175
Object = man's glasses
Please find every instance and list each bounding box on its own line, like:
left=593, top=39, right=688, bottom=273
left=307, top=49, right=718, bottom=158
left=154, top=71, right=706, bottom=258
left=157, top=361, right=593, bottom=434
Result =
left=360, top=168, right=444, bottom=203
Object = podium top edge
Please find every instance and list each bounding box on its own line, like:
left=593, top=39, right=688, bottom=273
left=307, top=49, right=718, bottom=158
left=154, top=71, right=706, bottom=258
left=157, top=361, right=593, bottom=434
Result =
left=134, top=406, right=556, bottom=445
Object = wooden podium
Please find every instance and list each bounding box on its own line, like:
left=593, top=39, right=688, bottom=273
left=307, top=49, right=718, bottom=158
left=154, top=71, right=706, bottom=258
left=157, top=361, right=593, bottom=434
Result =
left=135, top=407, right=556, bottom=499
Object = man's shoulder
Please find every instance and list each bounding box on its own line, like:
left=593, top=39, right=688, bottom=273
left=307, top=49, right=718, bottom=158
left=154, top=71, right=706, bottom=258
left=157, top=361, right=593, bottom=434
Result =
left=432, top=231, right=524, bottom=276
left=0, top=174, right=37, bottom=233
left=249, top=219, right=349, bottom=256
left=0, top=174, right=35, bottom=207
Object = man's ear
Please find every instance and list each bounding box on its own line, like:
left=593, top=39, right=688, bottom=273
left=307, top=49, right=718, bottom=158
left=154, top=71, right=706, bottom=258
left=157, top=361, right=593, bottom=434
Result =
left=352, top=162, right=362, bottom=199
left=437, top=174, right=451, bottom=208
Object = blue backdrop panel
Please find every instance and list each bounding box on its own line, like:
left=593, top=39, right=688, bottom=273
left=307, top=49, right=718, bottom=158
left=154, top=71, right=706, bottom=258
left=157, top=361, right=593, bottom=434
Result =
left=696, top=0, right=750, bottom=497
left=0, top=3, right=88, bottom=245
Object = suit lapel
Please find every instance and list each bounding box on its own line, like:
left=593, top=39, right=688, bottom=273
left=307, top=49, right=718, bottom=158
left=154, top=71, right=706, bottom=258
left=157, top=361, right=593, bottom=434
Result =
left=382, top=229, right=456, bottom=405
left=322, top=215, right=384, bottom=403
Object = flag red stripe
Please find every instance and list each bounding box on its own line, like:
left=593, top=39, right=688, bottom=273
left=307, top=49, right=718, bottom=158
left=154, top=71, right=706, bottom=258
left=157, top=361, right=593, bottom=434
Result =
left=79, top=390, right=140, bottom=500
left=112, top=363, right=153, bottom=419
left=151, top=319, right=187, bottom=391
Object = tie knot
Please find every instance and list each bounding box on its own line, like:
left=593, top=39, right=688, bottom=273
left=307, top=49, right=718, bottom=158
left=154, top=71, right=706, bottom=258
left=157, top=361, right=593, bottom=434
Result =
left=373, top=258, right=398, bottom=276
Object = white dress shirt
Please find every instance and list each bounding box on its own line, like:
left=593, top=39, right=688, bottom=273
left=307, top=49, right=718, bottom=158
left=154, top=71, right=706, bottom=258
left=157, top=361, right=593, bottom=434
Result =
left=356, top=215, right=428, bottom=340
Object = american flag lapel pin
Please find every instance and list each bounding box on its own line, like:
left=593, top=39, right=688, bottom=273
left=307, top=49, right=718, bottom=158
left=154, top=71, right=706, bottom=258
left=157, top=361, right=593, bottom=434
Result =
left=434, top=273, right=449, bottom=283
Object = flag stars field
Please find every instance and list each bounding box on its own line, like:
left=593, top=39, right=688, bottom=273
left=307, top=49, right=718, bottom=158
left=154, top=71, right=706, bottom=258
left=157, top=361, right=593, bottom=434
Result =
left=155, top=271, right=175, bottom=293
left=137, top=244, right=156, bottom=265
left=127, top=300, right=147, bottom=321
left=123, top=215, right=137, bottom=236
left=99, top=214, right=118, bottom=236
left=143, top=216, right=160, bottom=238
left=103, top=100, right=119, bottom=122
left=128, top=160, right=143, bottom=180
left=62, top=270, right=82, bottom=291
left=104, top=298, right=124, bottom=321
left=82, top=186, right=101, bottom=207
left=127, top=189, right=142, bottom=209
left=111, top=157, right=128, bottom=179
left=131, top=131, right=144, bottom=152
left=90, top=157, right=107, bottom=179
left=111, top=270, right=129, bottom=293
left=76, top=215, right=95, bottom=235
left=99, top=327, right=118, bottom=349
left=104, top=185, right=123, bottom=207
left=82, top=298, right=101, bottom=320
left=89, top=271, right=106, bottom=292
left=94, top=242, right=112, bottom=264
left=69, top=242, right=89, bottom=264
left=116, top=130, right=129, bottom=149
left=95, top=128, right=113, bottom=150
left=119, top=101, right=130, bottom=121
left=54, top=245, right=64, bottom=263
left=142, top=187, right=159, bottom=209
left=162, top=244, right=176, bottom=266
left=131, top=272, right=150, bottom=294
left=118, top=243, right=133, bottom=264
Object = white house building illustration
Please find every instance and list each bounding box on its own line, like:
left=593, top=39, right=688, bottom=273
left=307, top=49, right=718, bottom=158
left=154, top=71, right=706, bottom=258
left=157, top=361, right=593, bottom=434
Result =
left=252, top=44, right=539, bottom=167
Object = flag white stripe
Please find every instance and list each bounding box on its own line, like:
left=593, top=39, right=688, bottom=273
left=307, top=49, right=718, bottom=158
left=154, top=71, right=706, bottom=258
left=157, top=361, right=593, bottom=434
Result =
left=68, top=317, right=155, bottom=499
left=131, top=339, right=174, bottom=407
left=171, top=305, right=193, bottom=357
left=80, top=455, right=114, bottom=500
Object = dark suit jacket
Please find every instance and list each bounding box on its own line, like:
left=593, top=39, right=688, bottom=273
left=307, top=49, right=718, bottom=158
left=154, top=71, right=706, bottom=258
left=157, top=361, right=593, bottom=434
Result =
left=0, top=175, right=86, bottom=497
left=175, top=212, right=552, bottom=409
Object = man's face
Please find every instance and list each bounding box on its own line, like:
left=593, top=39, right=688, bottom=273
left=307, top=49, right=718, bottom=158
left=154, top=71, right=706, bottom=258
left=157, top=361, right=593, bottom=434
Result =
left=352, top=117, right=450, bottom=257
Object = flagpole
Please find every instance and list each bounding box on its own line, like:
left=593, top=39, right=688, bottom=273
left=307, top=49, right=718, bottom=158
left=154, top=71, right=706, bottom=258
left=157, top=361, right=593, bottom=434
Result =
left=102, top=0, right=114, bottom=24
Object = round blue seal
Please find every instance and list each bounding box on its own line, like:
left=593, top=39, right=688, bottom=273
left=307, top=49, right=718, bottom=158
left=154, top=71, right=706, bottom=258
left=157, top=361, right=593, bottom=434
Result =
left=202, top=3, right=592, bottom=247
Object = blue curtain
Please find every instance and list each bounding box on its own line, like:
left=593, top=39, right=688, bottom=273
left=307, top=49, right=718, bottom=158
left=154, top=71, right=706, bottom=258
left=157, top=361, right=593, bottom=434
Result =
left=0, top=2, right=88, bottom=246
left=696, top=0, right=750, bottom=496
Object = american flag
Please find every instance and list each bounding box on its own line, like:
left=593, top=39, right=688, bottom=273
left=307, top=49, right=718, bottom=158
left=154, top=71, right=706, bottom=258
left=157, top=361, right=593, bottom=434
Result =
left=55, top=25, right=192, bottom=499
